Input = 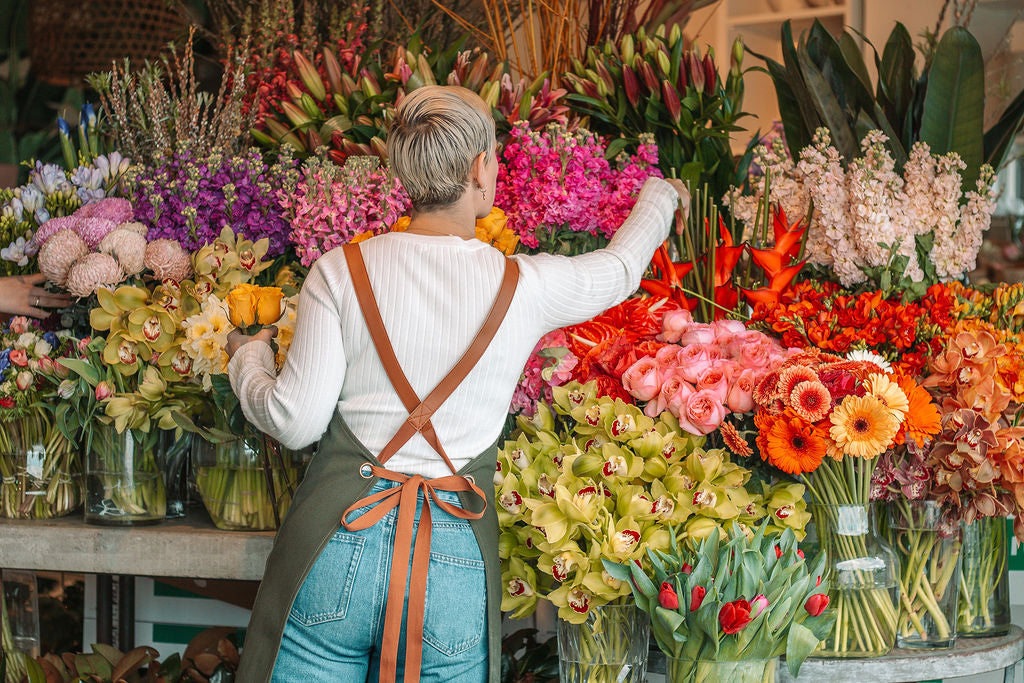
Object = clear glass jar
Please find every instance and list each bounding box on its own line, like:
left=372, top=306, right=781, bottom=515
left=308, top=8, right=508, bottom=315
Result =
left=959, top=516, right=1011, bottom=637
left=665, top=657, right=777, bottom=683
left=0, top=414, right=82, bottom=520
left=882, top=500, right=961, bottom=648
left=558, top=604, right=649, bottom=683
left=85, top=426, right=166, bottom=525
left=810, top=503, right=899, bottom=658
left=155, top=429, right=191, bottom=519
left=193, top=436, right=308, bottom=531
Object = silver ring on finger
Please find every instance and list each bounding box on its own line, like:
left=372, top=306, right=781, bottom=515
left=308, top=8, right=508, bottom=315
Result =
left=34, top=297, right=40, bottom=307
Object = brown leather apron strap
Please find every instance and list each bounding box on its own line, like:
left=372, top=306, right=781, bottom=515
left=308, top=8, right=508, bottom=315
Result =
left=340, top=240, right=520, bottom=683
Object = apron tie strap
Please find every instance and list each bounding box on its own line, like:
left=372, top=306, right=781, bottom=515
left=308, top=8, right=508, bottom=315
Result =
left=342, top=467, right=485, bottom=683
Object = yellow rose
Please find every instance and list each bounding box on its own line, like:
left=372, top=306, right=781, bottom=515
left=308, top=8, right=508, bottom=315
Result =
left=254, top=287, right=285, bottom=325
left=226, top=283, right=258, bottom=327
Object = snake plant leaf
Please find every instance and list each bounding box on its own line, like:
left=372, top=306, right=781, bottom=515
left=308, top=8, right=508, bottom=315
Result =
left=983, top=86, right=1024, bottom=170
left=785, top=621, right=821, bottom=678
left=780, top=22, right=823, bottom=145
left=797, top=45, right=858, bottom=161
left=920, top=26, right=985, bottom=191
left=878, top=23, right=916, bottom=140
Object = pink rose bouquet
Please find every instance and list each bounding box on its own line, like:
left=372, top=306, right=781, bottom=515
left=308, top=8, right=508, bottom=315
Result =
left=621, top=310, right=791, bottom=435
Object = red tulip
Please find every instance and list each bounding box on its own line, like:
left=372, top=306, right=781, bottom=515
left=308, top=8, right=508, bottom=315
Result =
left=681, top=563, right=693, bottom=575
left=774, top=545, right=782, bottom=559
left=719, top=599, right=752, bottom=634
left=690, top=585, right=706, bottom=612
left=805, top=593, right=830, bottom=617
left=658, top=582, right=679, bottom=609
left=797, top=549, right=805, bottom=559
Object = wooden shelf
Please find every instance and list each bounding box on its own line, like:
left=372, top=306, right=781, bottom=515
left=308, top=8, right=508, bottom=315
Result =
left=728, top=5, right=847, bottom=27
left=0, top=511, right=275, bottom=580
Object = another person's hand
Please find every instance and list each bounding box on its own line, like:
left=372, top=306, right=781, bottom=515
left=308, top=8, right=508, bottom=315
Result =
left=0, top=274, right=71, bottom=318
left=226, top=326, right=278, bottom=359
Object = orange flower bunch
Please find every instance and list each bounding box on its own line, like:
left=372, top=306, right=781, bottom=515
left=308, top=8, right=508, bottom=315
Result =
left=750, top=350, right=940, bottom=476
left=923, top=330, right=1024, bottom=531
left=351, top=209, right=520, bottom=255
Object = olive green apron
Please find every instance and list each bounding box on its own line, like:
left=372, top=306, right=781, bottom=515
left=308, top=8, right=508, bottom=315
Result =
left=237, top=244, right=518, bottom=683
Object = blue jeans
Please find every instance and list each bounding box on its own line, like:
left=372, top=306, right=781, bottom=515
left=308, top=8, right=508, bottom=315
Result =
left=270, top=480, right=487, bottom=682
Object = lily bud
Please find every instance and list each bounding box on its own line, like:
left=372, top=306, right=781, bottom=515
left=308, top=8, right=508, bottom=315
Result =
left=280, top=101, right=312, bottom=129
left=689, top=51, right=705, bottom=93
left=321, top=48, right=343, bottom=95
left=340, top=73, right=359, bottom=97
left=669, top=23, right=682, bottom=46
left=299, top=93, right=321, bottom=119
left=465, top=54, right=489, bottom=91
left=293, top=50, right=327, bottom=101
left=595, top=61, right=615, bottom=96
left=656, top=48, right=671, bottom=78
left=703, top=54, right=717, bottom=95
left=661, top=80, right=681, bottom=123
left=639, top=61, right=659, bottom=92
left=621, top=34, right=635, bottom=65
left=731, top=37, right=744, bottom=74
left=622, top=65, right=641, bottom=107
left=95, top=381, right=113, bottom=401
left=286, top=82, right=305, bottom=105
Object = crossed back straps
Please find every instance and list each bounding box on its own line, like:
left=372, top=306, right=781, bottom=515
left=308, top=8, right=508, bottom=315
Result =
left=342, top=242, right=520, bottom=473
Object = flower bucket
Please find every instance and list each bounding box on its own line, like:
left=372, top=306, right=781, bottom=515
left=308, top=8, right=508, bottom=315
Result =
left=665, top=657, right=777, bottom=683
left=85, top=427, right=166, bottom=525
left=193, top=437, right=308, bottom=531
left=557, top=604, right=649, bottom=683
left=0, top=413, right=82, bottom=519
left=959, top=516, right=1011, bottom=637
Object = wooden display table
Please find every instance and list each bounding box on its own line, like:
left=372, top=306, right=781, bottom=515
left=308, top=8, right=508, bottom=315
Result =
left=0, top=511, right=275, bottom=649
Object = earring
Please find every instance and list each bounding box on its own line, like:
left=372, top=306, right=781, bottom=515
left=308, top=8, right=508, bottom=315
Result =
left=481, top=187, right=487, bottom=202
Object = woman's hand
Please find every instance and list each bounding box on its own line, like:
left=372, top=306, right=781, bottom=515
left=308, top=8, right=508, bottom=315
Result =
left=0, top=274, right=72, bottom=318
left=226, top=326, right=278, bottom=359
left=664, top=178, right=691, bottom=222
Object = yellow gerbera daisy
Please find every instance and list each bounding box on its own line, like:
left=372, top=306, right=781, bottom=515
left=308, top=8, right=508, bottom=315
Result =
left=864, top=373, right=909, bottom=421
left=829, top=394, right=900, bottom=458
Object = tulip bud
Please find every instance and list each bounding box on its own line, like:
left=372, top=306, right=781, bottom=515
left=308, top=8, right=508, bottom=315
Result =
left=804, top=593, right=830, bottom=617
left=658, top=582, right=679, bottom=610
left=621, top=34, right=635, bottom=65
left=689, top=51, right=705, bottom=93
left=54, top=359, right=70, bottom=379
left=703, top=54, right=717, bottom=95
left=661, top=80, right=682, bottom=124
left=28, top=359, right=39, bottom=372
left=750, top=594, right=769, bottom=618
left=57, top=379, right=75, bottom=399
left=16, top=371, right=33, bottom=391
left=37, top=356, right=54, bottom=375
left=731, top=37, right=744, bottom=74
left=681, top=563, right=693, bottom=575
left=95, top=381, right=113, bottom=401
left=690, top=585, right=706, bottom=611
left=322, top=48, right=343, bottom=95
left=293, top=50, right=327, bottom=101
left=622, top=65, right=641, bottom=107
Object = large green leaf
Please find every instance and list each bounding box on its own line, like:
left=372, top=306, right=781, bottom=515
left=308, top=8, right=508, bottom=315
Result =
left=785, top=622, right=821, bottom=678
left=878, top=23, right=916, bottom=141
left=984, top=86, right=1024, bottom=169
left=919, top=26, right=985, bottom=191
left=797, top=45, right=858, bottom=161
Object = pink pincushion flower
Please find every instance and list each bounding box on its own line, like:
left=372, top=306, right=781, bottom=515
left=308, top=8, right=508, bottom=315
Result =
left=37, top=229, right=89, bottom=286
left=144, top=239, right=192, bottom=282
left=74, top=217, right=118, bottom=248
left=77, top=198, right=133, bottom=224
left=64, top=252, right=125, bottom=298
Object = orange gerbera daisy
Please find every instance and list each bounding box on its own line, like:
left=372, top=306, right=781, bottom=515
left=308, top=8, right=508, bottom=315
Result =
left=893, top=373, right=941, bottom=447
left=778, top=366, right=818, bottom=404
left=719, top=420, right=753, bottom=457
left=829, top=395, right=899, bottom=458
left=789, top=381, right=832, bottom=423
left=763, top=410, right=827, bottom=475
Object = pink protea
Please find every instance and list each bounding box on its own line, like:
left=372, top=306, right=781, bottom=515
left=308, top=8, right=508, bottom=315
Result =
left=74, top=217, right=118, bottom=249
left=32, top=215, right=79, bottom=248
left=144, top=239, right=192, bottom=282
left=98, top=228, right=147, bottom=275
left=117, top=221, right=149, bottom=237
left=37, top=229, right=89, bottom=286
left=77, top=197, right=134, bottom=224
left=64, top=252, right=125, bottom=298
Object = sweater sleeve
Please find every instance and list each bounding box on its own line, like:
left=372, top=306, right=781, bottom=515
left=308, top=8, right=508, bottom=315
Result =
left=227, top=261, right=346, bottom=449
left=517, top=176, right=678, bottom=331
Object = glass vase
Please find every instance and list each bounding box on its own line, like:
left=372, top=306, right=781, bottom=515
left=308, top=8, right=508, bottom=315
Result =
left=193, top=436, right=308, bottom=531
left=557, top=604, right=649, bottom=683
left=665, top=657, right=777, bottom=683
left=882, top=500, right=961, bottom=648
left=0, top=413, right=83, bottom=519
left=958, top=516, right=1011, bottom=637
left=85, top=427, right=166, bottom=525
left=810, top=503, right=899, bottom=658
left=155, top=429, right=191, bottom=519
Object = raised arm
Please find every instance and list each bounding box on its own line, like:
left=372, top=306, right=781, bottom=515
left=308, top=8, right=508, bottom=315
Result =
left=518, top=176, right=680, bottom=331
left=227, top=263, right=346, bottom=449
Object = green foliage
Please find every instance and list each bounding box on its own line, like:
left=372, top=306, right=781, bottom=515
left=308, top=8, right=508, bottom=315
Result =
left=500, top=629, right=559, bottom=683
left=758, top=20, right=1024, bottom=184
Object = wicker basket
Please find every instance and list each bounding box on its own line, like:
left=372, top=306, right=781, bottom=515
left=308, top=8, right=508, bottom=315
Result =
left=27, top=0, right=188, bottom=87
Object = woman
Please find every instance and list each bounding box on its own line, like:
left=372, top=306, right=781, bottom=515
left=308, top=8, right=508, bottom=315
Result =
left=227, top=85, right=683, bottom=682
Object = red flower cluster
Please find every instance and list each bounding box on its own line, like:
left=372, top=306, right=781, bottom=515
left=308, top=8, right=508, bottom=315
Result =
left=751, top=282, right=959, bottom=377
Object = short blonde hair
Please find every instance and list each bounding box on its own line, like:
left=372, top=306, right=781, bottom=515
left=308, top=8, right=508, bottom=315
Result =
left=387, top=85, right=496, bottom=210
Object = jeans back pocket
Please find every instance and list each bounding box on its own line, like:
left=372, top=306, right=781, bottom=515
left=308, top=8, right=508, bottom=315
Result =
left=422, top=528, right=486, bottom=656
left=289, top=532, right=365, bottom=626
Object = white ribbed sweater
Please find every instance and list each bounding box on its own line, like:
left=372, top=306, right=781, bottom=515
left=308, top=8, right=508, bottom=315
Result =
left=228, top=177, right=678, bottom=478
